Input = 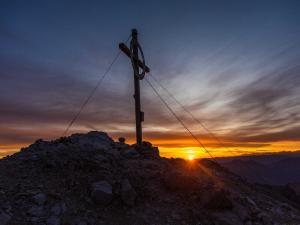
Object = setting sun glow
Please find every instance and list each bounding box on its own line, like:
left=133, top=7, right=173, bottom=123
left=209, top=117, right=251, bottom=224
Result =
left=187, top=149, right=195, bottom=161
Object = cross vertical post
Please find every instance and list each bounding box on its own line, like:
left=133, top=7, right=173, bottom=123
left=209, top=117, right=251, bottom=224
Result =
left=131, top=29, right=143, bottom=146
left=119, top=29, right=150, bottom=147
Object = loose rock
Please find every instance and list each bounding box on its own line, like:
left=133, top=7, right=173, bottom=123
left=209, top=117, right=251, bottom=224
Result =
left=46, top=216, right=61, bottom=225
left=91, top=180, right=113, bottom=205
left=121, top=179, right=137, bottom=206
left=33, top=193, right=47, bottom=205
left=0, top=211, right=11, bottom=225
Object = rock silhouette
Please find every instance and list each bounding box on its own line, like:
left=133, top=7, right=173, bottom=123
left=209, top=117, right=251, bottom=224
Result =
left=0, top=131, right=300, bottom=225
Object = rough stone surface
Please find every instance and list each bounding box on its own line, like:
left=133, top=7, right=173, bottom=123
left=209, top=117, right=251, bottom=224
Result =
left=91, top=180, right=113, bottom=205
left=121, top=179, right=136, bottom=206
left=0, top=131, right=299, bottom=225
left=164, top=171, right=200, bottom=191
left=33, top=193, right=47, bottom=205
left=50, top=202, right=66, bottom=216
left=28, top=205, right=45, bottom=217
left=46, top=216, right=61, bottom=225
left=0, top=211, right=11, bottom=225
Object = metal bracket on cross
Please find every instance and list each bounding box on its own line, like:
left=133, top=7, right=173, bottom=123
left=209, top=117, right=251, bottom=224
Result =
left=119, top=32, right=150, bottom=79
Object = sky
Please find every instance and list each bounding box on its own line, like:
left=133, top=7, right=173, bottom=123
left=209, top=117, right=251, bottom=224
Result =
left=1, top=0, right=300, bottom=159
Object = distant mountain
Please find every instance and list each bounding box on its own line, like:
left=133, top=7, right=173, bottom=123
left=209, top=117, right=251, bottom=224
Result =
left=220, top=154, right=300, bottom=185
left=222, top=159, right=269, bottom=183
left=269, top=157, right=300, bottom=184
left=1, top=131, right=300, bottom=224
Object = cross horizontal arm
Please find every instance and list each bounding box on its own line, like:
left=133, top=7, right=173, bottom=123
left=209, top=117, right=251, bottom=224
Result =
left=119, top=43, right=150, bottom=73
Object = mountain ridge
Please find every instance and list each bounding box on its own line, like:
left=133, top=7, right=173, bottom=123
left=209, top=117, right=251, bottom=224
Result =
left=0, top=131, right=300, bottom=225
left=221, top=156, right=300, bottom=185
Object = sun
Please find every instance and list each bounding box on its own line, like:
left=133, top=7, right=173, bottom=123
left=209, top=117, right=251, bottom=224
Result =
left=187, top=149, right=195, bottom=161
left=188, top=154, right=194, bottom=161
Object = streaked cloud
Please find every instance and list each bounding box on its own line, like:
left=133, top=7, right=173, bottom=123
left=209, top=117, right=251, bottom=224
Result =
left=1, top=0, right=300, bottom=159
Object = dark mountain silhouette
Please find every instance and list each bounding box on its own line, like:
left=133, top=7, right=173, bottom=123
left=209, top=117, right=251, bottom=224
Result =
left=1, top=131, right=300, bottom=225
left=220, top=154, right=300, bottom=185
left=222, top=159, right=269, bottom=183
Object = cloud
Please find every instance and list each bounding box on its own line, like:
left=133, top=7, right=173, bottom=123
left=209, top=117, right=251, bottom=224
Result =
left=225, top=64, right=300, bottom=136
left=232, top=126, right=300, bottom=143
left=1, top=27, right=300, bottom=157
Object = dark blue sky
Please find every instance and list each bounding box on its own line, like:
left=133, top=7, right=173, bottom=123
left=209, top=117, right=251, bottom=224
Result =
left=1, top=0, right=300, bottom=158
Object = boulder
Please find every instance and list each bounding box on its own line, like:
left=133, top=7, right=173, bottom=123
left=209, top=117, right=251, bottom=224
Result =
left=46, top=216, right=61, bottom=225
left=27, top=205, right=45, bottom=217
left=69, top=131, right=113, bottom=150
left=121, top=148, right=140, bottom=159
left=245, top=197, right=257, bottom=209
left=121, top=179, right=137, bottom=206
left=258, top=212, right=272, bottom=225
left=288, top=182, right=300, bottom=195
left=33, top=193, right=47, bottom=205
left=50, top=202, right=66, bottom=216
left=0, top=211, right=11, bottom=225
left=118, top=137, right=126, bottom=143
left=137, top=142, right=160, bottom=159
left=91, top=180, right=113, bottom=205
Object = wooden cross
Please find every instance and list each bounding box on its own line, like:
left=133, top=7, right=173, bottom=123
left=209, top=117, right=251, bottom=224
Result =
left=119, top=29, right=150, bottom=146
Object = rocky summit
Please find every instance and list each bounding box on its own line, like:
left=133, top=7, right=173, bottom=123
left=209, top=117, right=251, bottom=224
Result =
left=0, top=131, right=300, bottom=225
